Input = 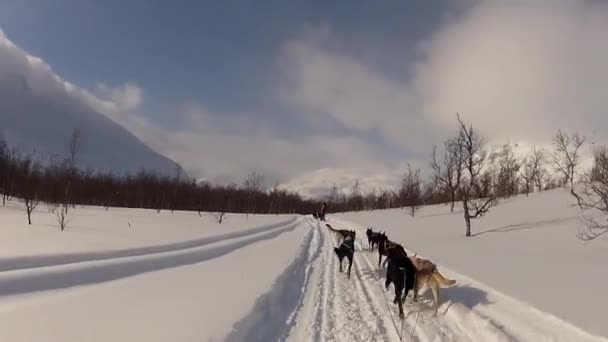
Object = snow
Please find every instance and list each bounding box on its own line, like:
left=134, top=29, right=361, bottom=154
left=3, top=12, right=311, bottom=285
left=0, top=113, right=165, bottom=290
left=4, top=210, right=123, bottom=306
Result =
left=0, top=201, right=294, bottom=260
left=334, top=189, right=608, bottom=339
left=0, top=189, right=606, bottom=341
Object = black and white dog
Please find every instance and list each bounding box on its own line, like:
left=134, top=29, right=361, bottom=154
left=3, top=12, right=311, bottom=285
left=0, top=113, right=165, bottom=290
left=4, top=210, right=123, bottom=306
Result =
left=334, top=235, right=355, bottom=278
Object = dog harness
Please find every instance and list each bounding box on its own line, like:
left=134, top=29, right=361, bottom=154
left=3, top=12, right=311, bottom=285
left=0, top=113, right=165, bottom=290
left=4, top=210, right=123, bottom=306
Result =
left=340, top=238, right=354, bottom=252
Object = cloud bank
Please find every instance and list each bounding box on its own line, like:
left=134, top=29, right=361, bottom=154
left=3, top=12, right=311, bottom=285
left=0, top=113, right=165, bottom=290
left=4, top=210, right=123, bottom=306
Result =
left=275, top=0, right=608, bottom=195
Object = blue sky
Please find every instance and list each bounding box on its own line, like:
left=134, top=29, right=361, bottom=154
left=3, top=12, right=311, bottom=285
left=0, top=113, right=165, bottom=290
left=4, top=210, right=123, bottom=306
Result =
left=1, top=0, right=607, bottom=191
left=0, top=0, right=462, bottom=126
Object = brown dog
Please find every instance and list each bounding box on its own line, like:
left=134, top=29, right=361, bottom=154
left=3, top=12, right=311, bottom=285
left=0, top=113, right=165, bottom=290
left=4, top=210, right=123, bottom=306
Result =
left=409, top=255, right=456, bottom=315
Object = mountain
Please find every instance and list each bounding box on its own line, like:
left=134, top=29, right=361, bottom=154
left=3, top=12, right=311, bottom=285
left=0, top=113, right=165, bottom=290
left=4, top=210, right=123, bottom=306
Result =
left=279, top=167, right=403, bottom=199
left=0, top=31, right=178, bottom=176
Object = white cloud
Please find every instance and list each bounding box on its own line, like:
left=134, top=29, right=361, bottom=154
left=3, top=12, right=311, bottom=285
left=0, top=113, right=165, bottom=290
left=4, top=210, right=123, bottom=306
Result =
left=276, top=1, right=608, bottom=194
left=137, top=105, right=397, bottom=185
left=96, top=82, right=143, bottom=112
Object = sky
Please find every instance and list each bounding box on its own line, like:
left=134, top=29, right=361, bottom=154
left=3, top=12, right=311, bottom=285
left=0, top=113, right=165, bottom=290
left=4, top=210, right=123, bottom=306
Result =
left=1, top=0, right=607, bottom=194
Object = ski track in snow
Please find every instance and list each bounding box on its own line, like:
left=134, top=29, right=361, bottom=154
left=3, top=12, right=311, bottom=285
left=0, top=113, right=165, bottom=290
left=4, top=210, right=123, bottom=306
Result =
left=0, top=216, right=298, bottom=272
left=283, top=218, right=607, bottom=342
left=0, top=218, right=301, bottom=297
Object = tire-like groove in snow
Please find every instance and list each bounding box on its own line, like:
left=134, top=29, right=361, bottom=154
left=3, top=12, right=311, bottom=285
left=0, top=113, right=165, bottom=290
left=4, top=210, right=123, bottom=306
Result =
left=0, top=219, right=301, bottom=297
left=0, top=216, right=298, bottom=272
left=225, top=217, right=321, bottom=342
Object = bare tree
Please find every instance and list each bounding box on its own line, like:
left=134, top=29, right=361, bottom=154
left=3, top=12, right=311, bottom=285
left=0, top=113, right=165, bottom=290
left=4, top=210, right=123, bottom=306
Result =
left=350, top=179, right=364, bottom=211
left=22, top=161, right=42, bottom=225
left=456, top=114, right=498, bottom=237
left=551, top=130, right=585, bottom=194
left=328, top=184, right=340, bottom=203
left=171, top=162, right=182, bottom=213
left=521, top=155, right=535, bottom=197
left=571, top=146, right=608, bottom=241
left=53, top=203, right=70, bottom=231
left=243, top=171, right=265, bottom=192
left=400, top=163, right=423, bottom=216
left=520, top=146, right=547, bottom=196
left=209, top=195, right=229, bottom=224
left=493, top=142, right=520, bottom=198
left=431, top=137, right=464, bottom=212
left=530, top=147, right=546, bottom=192
left=243, top=171, right=265, bottom=215
left=63, top=128, right=81, bottom=214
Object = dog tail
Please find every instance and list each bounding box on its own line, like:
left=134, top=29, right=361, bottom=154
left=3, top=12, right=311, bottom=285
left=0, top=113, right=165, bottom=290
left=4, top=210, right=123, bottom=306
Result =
left=432, top=270, right=456, bottom=287
left=325, top=223, right=337, bottom=232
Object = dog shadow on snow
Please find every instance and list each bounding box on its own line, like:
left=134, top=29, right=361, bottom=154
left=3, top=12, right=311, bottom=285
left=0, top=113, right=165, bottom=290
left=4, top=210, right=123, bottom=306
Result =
left=409, top=283, right=491, bottom=317
left=439, top=284, right=491, bottom=311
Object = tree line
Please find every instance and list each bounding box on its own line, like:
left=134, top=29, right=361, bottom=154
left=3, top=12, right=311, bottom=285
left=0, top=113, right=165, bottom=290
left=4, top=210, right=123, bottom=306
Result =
left=0, top=130, right=320, bottom=228
left=2, top=116, right=607, bottom=239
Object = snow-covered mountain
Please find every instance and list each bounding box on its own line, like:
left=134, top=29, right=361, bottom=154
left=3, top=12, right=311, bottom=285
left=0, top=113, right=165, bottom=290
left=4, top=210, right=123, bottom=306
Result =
left=0, top=31, right=178, bottom=176
left=279, top=167, right=405, bottom=199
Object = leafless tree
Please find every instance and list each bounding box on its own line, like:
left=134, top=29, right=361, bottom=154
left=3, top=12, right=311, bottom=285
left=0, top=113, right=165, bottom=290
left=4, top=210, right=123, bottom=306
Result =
left=22, top=161, right=42, bottom=225
left=53, top=203, right=70, bottom=231
left=243, top=171, right=265, bottom=192
left=571, top=146, right=608, bottom=241
left=171, top=162, right=183, bottom=213
left=400, top=163, right=423, bottom=217
left=0, top=142, right=18, bottom=206
left=349, top=179, right=365, bottom=211
left=456, top=114, right=498, bottom=237
left=243, top=171, right=265, bottom=215
left=551, top=130, right=585, bottom=194
left=327, top=184, right=340, bottom=203
left=209, top=195, right=229, bottom=224
left=63, top=128, right=81, bottom=214
left=431, top=136, right=464, bottom=212
left=521, top=156, right=535, bottom=197
left=520, top=146, right=547, bottom=196
left=493, top=142, right=520, bottom=198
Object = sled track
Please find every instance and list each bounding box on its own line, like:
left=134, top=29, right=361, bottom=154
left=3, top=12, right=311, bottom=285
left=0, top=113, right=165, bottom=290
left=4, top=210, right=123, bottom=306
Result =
left=285, top=219, right=403, bottom=342
left=225, top=218, right=322, bottom=342
left=0, top=216, right=298, bottom=272
left=0, top=218, right=302, bottom=297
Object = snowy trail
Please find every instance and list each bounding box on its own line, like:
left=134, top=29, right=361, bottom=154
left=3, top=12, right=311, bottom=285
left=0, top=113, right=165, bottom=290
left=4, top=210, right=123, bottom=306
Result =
left=285, top=218, right=607, bottom=342
left=0, top=217, right=301, bottom=297
left=286, top=219, right=401, bottom=342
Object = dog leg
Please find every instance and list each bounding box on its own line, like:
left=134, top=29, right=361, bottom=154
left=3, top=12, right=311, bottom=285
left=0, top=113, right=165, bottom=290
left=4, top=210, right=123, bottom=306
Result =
left=412, top=276, right=419, bottom=302
left=431, top=283, right=439, bottom=316
left=348, top=255, right=353, bottom=279
left=397, top=288, right=405, bottom=319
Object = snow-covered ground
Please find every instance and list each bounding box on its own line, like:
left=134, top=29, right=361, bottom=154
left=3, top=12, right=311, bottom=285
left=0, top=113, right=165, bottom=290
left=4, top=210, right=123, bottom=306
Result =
left=335, top=189, right=608, bottom=340
left=0, top=190, right=606, bottom=341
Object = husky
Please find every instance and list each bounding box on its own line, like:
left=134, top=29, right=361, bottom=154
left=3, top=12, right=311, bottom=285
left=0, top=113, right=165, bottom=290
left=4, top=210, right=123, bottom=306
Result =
left=384, top=247, right=417, bottom=319
left=334, top=235, right=355, bottom=278
left=325, top=223, right=356, bottom=240
left=409, top=255, right=456, bottom=316
left=365, top=227, right=382, bottom=251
